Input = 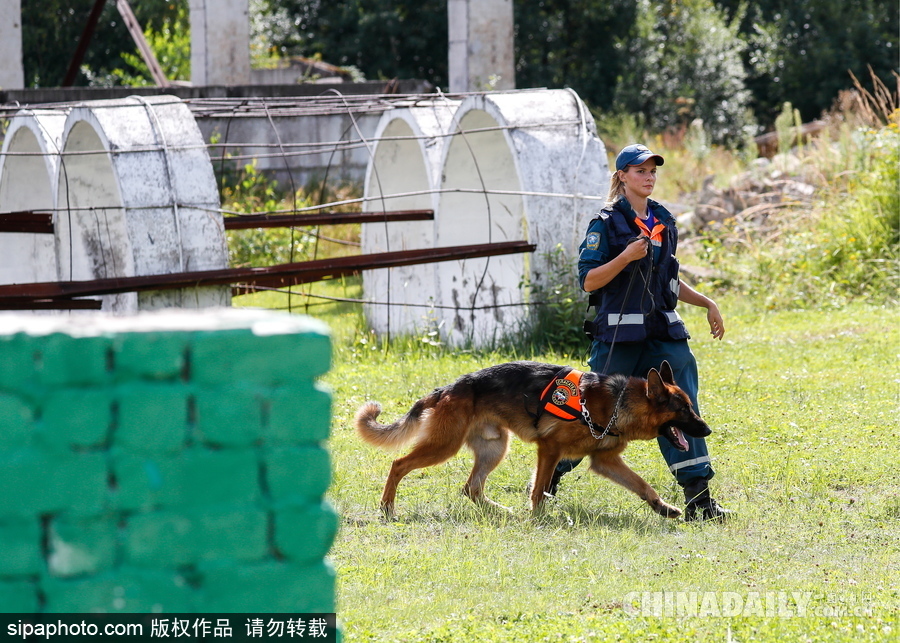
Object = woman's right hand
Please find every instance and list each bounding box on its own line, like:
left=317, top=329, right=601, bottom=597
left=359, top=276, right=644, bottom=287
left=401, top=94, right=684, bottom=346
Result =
left=621, top=237, right=650, bottom=263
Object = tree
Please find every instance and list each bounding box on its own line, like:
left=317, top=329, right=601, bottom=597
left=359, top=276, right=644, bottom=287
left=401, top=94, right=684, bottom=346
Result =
left=714, top=0, right=899, bottom=126
left=266, top=0, right=448, bottom=85
left=612, top=0, right=756, bottom=144
left=513, top=0, right=637, bottom=111
left=21, top=0, right=182, bottom=88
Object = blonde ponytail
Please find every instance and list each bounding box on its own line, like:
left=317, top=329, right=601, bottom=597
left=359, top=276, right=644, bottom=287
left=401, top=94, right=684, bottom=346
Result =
left=605, top=170, right=625, bottom=206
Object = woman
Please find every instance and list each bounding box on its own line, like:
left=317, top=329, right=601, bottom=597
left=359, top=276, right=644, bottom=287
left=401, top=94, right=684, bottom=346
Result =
left=551, top=143, right=730, bottom=521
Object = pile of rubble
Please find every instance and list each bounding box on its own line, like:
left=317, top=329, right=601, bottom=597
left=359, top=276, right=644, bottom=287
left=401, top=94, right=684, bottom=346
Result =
left=677, top=154, right=818, bottom=235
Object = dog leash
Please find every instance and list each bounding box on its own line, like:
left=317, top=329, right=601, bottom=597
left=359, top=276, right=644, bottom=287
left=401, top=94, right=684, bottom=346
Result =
left=599, top=236, right=654, bottom=376
left=581, top=382, right=626, bottom=440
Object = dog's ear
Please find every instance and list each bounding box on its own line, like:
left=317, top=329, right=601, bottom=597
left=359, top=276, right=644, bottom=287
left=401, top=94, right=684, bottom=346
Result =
left=647, top=368, right=666, bottom=399
left=659, top=361, right=675, bottom=385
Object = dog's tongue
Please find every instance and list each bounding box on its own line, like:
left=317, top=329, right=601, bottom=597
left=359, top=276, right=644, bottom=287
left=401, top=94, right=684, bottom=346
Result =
left=672, top=427, right=688, bottom=451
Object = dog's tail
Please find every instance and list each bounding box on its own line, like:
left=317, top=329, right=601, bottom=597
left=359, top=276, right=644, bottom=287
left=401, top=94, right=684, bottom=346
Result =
left=355, top=390, right=441, bottom=449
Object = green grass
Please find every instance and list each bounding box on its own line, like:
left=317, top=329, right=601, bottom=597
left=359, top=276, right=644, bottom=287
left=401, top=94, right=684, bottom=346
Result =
left=236, top=286, right=899, bottom=641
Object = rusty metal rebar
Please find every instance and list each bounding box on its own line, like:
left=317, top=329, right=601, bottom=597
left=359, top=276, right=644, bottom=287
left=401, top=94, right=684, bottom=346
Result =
left=0, top=241, right=535, bottom=309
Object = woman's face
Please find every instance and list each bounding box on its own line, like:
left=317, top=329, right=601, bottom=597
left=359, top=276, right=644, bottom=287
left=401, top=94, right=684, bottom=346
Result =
left=618, top=159, right=658, bottom=200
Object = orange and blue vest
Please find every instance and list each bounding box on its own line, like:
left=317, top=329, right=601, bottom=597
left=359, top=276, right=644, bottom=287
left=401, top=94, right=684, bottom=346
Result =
left=536, top=367, right=585, bottom=424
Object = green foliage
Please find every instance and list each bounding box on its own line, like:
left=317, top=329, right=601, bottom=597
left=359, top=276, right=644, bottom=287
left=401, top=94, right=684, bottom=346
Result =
left=522, top=244, right=590, bottom=358
left=691, top=117, right=900, bottom=309
left=221, top=162, right=314, bottom=268
left=21, top=0, right=183, bottom=87
left=613, top=0, right=757, bottom=145
left=513, top=0, right=637, bottom=111
left=716, top=0, right=900, bottom=126
left=112, top=4, right=191, bottom=86
left=260, top=0, right=448, bottom=83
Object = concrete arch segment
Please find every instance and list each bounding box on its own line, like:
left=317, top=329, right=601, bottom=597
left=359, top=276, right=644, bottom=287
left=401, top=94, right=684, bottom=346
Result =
left=57, top=95, right=230, bottom=312
left=361, top=98, right=458, bottom=338
left=0, top=109, right=67, bottom=285
left=435, top=89, right=608, bottom=347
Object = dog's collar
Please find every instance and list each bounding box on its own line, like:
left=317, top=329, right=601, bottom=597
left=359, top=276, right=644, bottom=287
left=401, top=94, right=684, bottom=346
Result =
left=582, top=382, right=624, bottom=440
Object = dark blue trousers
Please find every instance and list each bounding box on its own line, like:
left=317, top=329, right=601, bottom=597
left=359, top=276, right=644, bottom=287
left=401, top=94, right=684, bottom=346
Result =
left=557, top=338, right=714, bottom=486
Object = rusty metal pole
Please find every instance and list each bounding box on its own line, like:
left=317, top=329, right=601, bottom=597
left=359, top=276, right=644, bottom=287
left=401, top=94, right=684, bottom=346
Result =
left=62, top=0, right=108, bottom=87
left=115, top=0, right=170, bottom=87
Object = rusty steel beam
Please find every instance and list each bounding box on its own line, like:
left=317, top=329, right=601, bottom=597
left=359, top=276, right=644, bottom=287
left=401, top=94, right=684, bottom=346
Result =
left=223, top=209, right=434, bottom=230
left=0, top=212, right=54, bottom=234
left=0, top=241, right=535, bottom=308
left=63, top=0, right=109, bottom=87
left=0, top=299, right=103, bottom=311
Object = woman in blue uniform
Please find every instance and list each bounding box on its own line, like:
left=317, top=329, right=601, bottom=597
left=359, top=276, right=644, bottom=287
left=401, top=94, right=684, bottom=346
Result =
left=552, top=143, right=731, bottom=521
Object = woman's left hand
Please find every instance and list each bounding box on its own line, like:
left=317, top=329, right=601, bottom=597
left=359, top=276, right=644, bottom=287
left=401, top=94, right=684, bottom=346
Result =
left=707, top=303, right=725, bottom=340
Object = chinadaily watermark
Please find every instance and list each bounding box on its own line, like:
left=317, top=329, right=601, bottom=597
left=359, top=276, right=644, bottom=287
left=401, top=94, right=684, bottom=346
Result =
left=622, top=591, right=882, bottom=619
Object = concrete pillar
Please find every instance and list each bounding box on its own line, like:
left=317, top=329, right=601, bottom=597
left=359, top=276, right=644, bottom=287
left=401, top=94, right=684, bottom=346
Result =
left=448, top=0, right=515, bottom=92
left=189, top=0, right=251, bottom=86
left=0, top=0, right=25, bottom=89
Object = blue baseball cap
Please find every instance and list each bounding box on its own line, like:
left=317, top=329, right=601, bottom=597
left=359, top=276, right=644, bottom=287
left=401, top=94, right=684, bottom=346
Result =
left=615, top=144, right=665, bottom=171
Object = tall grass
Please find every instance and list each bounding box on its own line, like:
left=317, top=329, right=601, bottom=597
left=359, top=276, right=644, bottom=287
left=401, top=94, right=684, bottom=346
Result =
left=688, top=113, right=899, bottom=309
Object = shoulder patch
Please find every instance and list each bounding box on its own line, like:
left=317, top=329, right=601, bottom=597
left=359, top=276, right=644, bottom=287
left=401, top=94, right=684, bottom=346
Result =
left=585, top=231, right=601, bottom=250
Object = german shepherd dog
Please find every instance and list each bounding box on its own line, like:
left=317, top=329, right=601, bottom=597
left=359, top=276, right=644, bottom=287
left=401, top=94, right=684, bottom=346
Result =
left=355, top=360, right=711, bottom=519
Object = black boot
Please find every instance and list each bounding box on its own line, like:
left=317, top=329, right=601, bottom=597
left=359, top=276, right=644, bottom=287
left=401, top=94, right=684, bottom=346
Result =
left=683, top=479, right=732, bottom=522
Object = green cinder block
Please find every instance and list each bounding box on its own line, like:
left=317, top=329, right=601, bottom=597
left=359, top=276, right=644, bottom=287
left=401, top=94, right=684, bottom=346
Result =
left=0, top=335, right=38, bottom=395
left=273, top=501, right=339, bottom=564
left=194, top=387, right=263, bottom=447
left=197, top=560, right=335, bottom=613
left=0, top=580, right=40, bottom=613
left=112, top=449, right=262, bottom=511
left=41, top=388, right=112, bottom=448
left=265, top=446, right=332, bottom=506
left=0, top=518, right=43, bottom=576
left=47, top=515, right=118, bottom=578
left=0, top=393, right=35, bottom=448
left=35, top=334, right=113, bottom=387
left=266, top=383, right=332, bottom=444
left=116, top=384, right=189, bottom=453
left=43, top=568, right=194, bottom=612
left=124, top=507, right=268, bottom=568
left=191, top=329, right=331, bottom=386
left=113, top=332, right=188, bottom=382
left=0, top=450, right=107, bottom=519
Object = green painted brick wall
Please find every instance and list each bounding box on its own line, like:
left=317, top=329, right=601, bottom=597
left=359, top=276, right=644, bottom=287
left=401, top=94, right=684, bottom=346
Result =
left=0, top=310, right=337, bottom=615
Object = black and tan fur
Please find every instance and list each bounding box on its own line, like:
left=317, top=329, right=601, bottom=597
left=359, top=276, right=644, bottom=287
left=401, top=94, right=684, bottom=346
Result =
left=355, top=360, right=711, bottom=519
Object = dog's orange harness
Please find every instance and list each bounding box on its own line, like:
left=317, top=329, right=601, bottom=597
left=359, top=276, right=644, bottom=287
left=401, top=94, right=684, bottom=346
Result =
left=537, top=367, right=585, bottom=423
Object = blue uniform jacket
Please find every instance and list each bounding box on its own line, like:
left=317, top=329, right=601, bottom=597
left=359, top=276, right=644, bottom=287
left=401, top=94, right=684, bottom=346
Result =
left=579, top=196, right=689, bottom=343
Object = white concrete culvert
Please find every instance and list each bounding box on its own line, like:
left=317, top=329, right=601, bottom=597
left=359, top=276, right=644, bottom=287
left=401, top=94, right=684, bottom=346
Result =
left=0, top=109, right=67, bottom=286
left=434, top=89, right=608, bottom=346
left=55, top=95, right=230, bottom=312
left=361, top=98, right=459, bottom=339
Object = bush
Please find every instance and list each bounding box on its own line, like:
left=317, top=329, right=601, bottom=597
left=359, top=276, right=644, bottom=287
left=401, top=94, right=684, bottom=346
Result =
left=613, top=0, right=757, bottom=146
left=221, top=162, right=314, bottom=268
left=692, top=115, right=899, bottom=308
left=522, top=244, right=591, bottom=358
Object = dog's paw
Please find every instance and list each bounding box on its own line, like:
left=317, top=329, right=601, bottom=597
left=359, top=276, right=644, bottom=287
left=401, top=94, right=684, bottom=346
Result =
left=650, top=499, right=682, bottom=518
